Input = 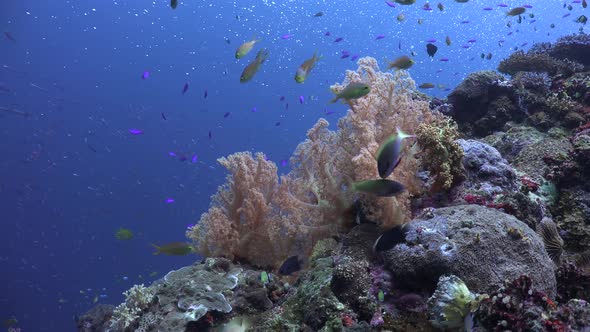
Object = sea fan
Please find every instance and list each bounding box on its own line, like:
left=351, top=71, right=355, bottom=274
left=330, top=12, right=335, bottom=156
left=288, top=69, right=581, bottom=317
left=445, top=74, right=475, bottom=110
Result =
left=574, top=251, right=590, bottom=270
left=537, top=217, right=564, bottom=264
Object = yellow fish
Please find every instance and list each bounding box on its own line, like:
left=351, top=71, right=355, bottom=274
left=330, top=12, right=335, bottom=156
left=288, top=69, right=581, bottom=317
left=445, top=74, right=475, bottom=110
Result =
left=235, top=37, right=261, bottom=59
left=295, top=51, right=322, bottom=83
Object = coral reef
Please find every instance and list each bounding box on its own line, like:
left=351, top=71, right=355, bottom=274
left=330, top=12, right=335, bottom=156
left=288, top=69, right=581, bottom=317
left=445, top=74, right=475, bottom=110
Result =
left=381, top=205, right=557, bottom=297
left=415, top=118, right=464, bottom=193
left=498, top=50, right=582, bottom=77
left=447, top=70, right=521, bottom=136
left=76, top=304, right=114, bottom=332
left=473, top=275, right=590, bottom=332
left=456, top=139, right=517, bottom=196
left=83, top=41, right=590, bottom=332
left=548, top=33, right=590, bottom=67
left=188, top=57, right=443, bottom=269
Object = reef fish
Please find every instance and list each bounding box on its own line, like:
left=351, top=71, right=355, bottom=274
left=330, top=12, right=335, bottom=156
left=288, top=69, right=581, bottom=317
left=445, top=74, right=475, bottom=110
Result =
left=387, top=55, right=414, bottom=69
left=426, top=43, right=438, bottom=57
left=151, top=242, right=193, bottom=256
left=352, top=179, right=405, bottom=197
left=375, top=128, right=415, bottom=179
left=506, top=7, right=525, bottom=16
left=115, top=228, right=134, bottom=240
left=240, top=49, right=268, bottom=83
left=170, top=0, right=177, bottom=9
left=278, top=255, right=302, bottom=275
left=235, top=37, right=261, bottom=59
left=419, top=83, right=435, bottom=89
left=329, top=82, right=370, bottom=103
left=295, top=51, right=321, bottom=83
left=373, top=223, right=410, bottom=252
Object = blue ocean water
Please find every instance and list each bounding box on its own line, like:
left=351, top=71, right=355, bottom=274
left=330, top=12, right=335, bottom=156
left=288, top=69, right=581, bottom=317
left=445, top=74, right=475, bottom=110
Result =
left=0, top=0, right=585, bottom=330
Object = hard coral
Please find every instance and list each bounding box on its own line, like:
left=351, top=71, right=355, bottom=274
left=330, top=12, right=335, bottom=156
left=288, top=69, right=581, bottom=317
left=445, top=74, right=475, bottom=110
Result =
left=513, top=71, right=552, bottom=95
left=498, top=50, right=582, bottom=77
left=548, top=33, right=590, bottom=66
left=474, top=275, right=590, bottom=332
left=416, top=118, right=464, bottom=193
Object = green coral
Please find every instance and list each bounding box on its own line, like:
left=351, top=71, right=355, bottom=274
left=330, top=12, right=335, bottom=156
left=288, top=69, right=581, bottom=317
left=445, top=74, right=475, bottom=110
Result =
left=416, top=118, right=464, bottom=193
left=545, top=92, right=582, bottom=117
left=427, top=275, right=476, bottom=331
left=253, top=243, right=346, bottom=331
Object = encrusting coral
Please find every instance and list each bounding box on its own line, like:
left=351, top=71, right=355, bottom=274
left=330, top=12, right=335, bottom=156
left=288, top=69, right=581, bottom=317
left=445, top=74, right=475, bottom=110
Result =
left=187, top=57, right=443, bottom=269
left=416, top=118, right=464, bottom=193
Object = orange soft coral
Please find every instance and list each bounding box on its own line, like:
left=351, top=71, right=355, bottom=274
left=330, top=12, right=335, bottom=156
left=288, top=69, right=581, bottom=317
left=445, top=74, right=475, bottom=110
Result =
left=330, top=57, right=443, bottom=227
left=188, top=57, right=444, bottom=268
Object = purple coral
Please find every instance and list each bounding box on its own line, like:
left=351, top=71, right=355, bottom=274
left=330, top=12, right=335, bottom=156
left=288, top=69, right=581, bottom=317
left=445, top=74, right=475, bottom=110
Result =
left=474, top=275, right=561, bottom=331
left=513, top=71, right=552, bottom=94
left=369, top=265, right=393, bottom=300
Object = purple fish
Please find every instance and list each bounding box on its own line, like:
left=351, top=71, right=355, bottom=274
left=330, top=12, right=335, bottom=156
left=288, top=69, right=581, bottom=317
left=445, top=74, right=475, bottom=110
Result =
left=426, top=38, right=436, bottom=43
left=285, top=103, right=289, bottom=110
left=3, top=31, right=16, bottom=42
left=530, top=19, right=536, bottom=23
left=521, top=42, right=528, bottom=47
left=461, top=20, right=470, bottom=24
left=507, top=31, right=513, bottom=35
left=436, top=69, right=443, bottom=73
left=351, top=54, right=359, bottom=61
left=168, top=151, right=177, bottom=157
left=299, top=95, right=304, bottom=104
left=182, top=82, right=189, bottom=94
left=128, top=128, right=144, bottom=135
left=280, top=96, right=285, bottom=101
left=161, top=112, right=167, bottom=120
left=467, top=39, right=477, bottom=43
left=141, top=71, right=150, bottom=80
left=385, top=1, right=396, bottom=7
left=497, top=3, right=508, bottom=7
left=482, top=7, right=493, bottom=11
left=224, top=112, right=231, bottom=118
left=204, top=90, right=208, bottom=98
left=562, top=13, right=571, bottom=18
left=280, top=159, right=288, bottom=166
left=325, top=110, right=335, bottom=115
left=325, top=31, right=331, bottom=36
left=251, top=107, right=257, bottom=112
left=522, top=4, right=532, bottom=8
left=178, top=153, right=188, bottom=162
left=280, top=34, right=293, bottom=40
left=439, top=58, right=449, bottom=62
left=275, top=122, right=281, bottom=126
left=334, top=37, right=343, bottom=43
left=462, top=45, right=470, bottom=49
left=208, top=130, right=212, bottom=139
left=165, top=198, right=175, bottom=203
left=341, top=53, right=350, bottom=59
left=191, top=154, right=198, bottom=163
left=375, top=34, right=385, bottom=40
